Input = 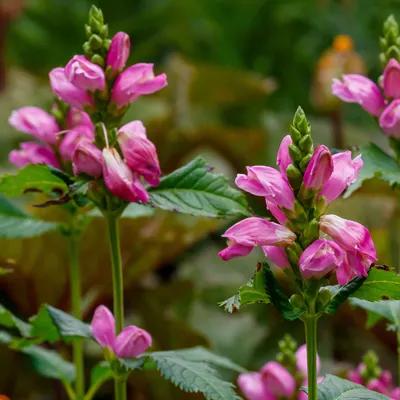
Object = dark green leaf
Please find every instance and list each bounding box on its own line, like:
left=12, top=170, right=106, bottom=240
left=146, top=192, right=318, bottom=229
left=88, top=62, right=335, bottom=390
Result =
left=0, top=304, right=31, bottom=337
left=0, top=165, right=68, bottom=198
left=89, top=361, right=113, bottom=392
left=149, top=157, right=250, bottom=218
left=30, top=306, right=61, bottom=343
left=324, top=277, right=366, bottom=314
left=346, top=143, right=400, bottom=196
left=314, top=374, right=388, bottom=399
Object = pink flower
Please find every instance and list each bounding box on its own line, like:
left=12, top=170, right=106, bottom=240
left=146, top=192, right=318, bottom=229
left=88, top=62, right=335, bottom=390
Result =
left=299, top=239, right=345, bottom=280
left=320, top=151, right=363, bottom=203
left=66, top=107, right=94, bottom=131
left=261, top=361, right=296, bottom=397
left=72, top=140, right=103, bottom=177
left=237, top=372, right=275, bottom=400
left=107, top=32, right=131, bottom=72
left=235, top=166, right=295, bottom=211
left=91, top=305, right=152, bottom=358
left=303, top=145, right=333, bottom=190
left=111, top=63, right=167, bottom=107
left=262, top=246, right=290, bottom=268
left=379, top=99, right=400, bottom=138
left=65, top=55, right=106, bottom=92
left=295, top=344, right=321, bottom=377
left=117, top=121, right=161, bottom=186
left=332, top=74, right=385, bottom=116
left=276, top=135, right=293, bottom=177
left=49, top=67, right=93, bottom=109
left=102, top=148, right=149, bottom=203
left=9, top=107, right=59, bottom=145
left=60, top=127, right=95, bottom=161
left=218, top=217, right=296, bottom=261
left=391, top=387, right=400, bottom=400
left=9, top=142, right=60, bottom=168
left=383, top=58, right=400, bottom=99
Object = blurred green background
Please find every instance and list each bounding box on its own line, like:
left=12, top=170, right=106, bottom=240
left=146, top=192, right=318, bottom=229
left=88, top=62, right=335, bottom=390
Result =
left=1, top=0, right=400, bottom=398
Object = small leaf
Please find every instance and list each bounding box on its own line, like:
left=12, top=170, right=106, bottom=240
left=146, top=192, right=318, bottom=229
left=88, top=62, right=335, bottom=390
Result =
left=0, top=165, right=68, bottom=198
left=352, top=269, right=400, bottom=301
left=149, top=350, right=242, bottom=400
left=346, top=143, right=400, bottom=196
left=89, top=361, right=113, bottom=391
left=314, top=374, right=388, bottom=399
left=30, top=306, right=61, bottom=343
left=149, top=157, right=250, bottom=218
left=324, top=277, right=366, bottom=314
left=0, top=304, right=31, bottom=337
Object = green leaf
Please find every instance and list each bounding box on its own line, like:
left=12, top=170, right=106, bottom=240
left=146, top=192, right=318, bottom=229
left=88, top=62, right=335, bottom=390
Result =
left=350, top=298, right=400, bottom=328
left=148, top=350, right=242, bottom=400
left=352, top=269, right=400, bottom=301
left=0, top=304, right=31, bottom=337
left=220, top=266, right=270, bottom=313
left=315, top=374, right=389, bottom=399
left=149, top=157, right=250, bottom=218
left=0, top=165, right=68, bottom=198
left=346, top=143, right=400, bottom=196
left=324, top=277, right=366, bottom=314
left=30, top=306, right=61, bottom=343
left=90, top=362, right=113, bottom=386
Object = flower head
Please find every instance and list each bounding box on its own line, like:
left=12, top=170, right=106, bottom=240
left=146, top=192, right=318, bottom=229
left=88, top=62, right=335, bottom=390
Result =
left=107, top=32, right=131, bottom=72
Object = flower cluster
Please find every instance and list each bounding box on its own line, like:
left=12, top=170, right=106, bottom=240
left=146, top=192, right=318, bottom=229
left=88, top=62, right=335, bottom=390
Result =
left=219, top=108, right=376, bottom=285
left=348, top=351, right=400, bottom=400
left=91, top=305, right=152, bottom=359
left=238, top=336, right=320, bottom=400
left=8, top=9, right=167, bottom=204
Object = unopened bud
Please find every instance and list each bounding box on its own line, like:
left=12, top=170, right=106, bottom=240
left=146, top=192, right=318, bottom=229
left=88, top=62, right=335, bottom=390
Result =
left=91, top=54, right=105, bottom=67
left=289, top=294, right=305, bottom=310
left=89, top=34, right=103, bottom=50
left=317, top=289, right=332, bottom=310
left=289, top=144, right=302, bottom=163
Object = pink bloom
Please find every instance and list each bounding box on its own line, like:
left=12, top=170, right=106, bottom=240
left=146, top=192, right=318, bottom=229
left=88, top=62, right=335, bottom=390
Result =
left=236, top=166, right=295, bottom=211
left=391, top=387, right=400, bottom=400
left=218, top=217, right=296, bottom=261
left=276, top=135, right=293, bottom=177
left=66, top=107, right=94, bottom=131
left=383, top=58, right=400, bottom=99
left=295, top=344, right=321, bottom=377
left=111, top=63, right=167, bottom=107
left=299, top=239, right=345, bottom=280
left=367, top=378, right=390, bottom=395
left=262, top=246, right=289, bottom=268
left=320, top=151, right=363, bottom=203
left=117, top=120, right=161, bottom=186
left=261, top=361, right=296, bottom=397
left=72, top=140, right=103, bottom=177
left=107, top=32, right=131, bottom=72
left=91, top=305, right=152, bottom=359
left=49, top=67, right=93, bottom=109
left=102, top=148, right=149, bottom=203
left=9, top=142, right=59, bottom=168
left=348, top=368, right=363, bottom=385
left=379, top=99, right=400, bottom=138
left=60, top=127, right=95, bottom=161
left=303, top=145, right=333, bottom=190
left=237, top=372, right=275, bottom=400
left=9, top=107, right=59, bottom=145
left=332, top=74, right=385, bottom=116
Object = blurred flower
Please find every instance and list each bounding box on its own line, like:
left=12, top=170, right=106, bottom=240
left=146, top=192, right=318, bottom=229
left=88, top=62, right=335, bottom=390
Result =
left=379, top=99, right=400, bottom=137
left=383, top=58, right=400, bottom=98
left=72, top=140, right=103, bottom=178
left=9, top=142, right=59, bottom=168
left=91, top=305, right=152, bottom=359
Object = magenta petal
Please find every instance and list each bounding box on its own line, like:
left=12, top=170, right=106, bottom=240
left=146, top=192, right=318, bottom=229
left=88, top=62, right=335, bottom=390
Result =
left=276, top=135, right=293, bottom=176
left=379, top=99, right=400, bottom=138
left=114, top=325, right=152, bottom=358
left=218, top=242, right=253, bottom=261
left=295, top=344, right=321, bottom=376
left=383, top=58, right=400, bottom=98
left=91, top=305, right=116, bottom=349
left=303, top=145, right=333, bottom=190
left=262, top=246, right=289, bottom=269
left=72, top=140, right=103, bottom=178
left=261, top=361, right=296, bottom=397
left=237, top=372, right=274, bottom=400
left=107, top=32, right=131, bottom=72
left=9, top=142, right=60, bottom=168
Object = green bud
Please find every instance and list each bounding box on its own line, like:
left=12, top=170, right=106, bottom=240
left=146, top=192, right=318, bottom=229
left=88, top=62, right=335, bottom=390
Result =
left=83, top=42, right=92, bottom=57
left=289, top=144, right=302, bottom=163
left=303, top=219, right=320, bottom=245
left=89, top=5, right=104, bottom=26
left=361, top=351, right=382, bottom=381
left=289, top=294, right=305, bottom=310
left=91, top=54, right=105, bottom=67
left=85, top=24, right=92, bottom=38
left=104, top=38, right=111, bottom=50
left=316, top=288, right=332, bottom=311
left=286, top=244, right=301, bottom=265
left=299, top=154, right=312, bottom=171
left=289, top=126, right=302, bottom=143
left=89, top=34, right=104, bottom=50
left=298, top=134, right=313, bottom=154
left=100, top=25, right=109, bottom=38
left=286, top=164, right=302, bottom=190
left=380, top=14, right=400, bottom=65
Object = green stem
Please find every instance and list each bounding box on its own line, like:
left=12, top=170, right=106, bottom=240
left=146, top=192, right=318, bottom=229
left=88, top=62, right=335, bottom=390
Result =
left=106, top=213, right=126, bottom=399
left=68, top=233, right=85, bottom=399
left=397, top=329, right=400, bottom=386
left=304, top=313, right=318, bottom=400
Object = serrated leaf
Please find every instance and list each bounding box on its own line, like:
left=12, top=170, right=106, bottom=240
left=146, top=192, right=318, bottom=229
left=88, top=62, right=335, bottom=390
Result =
left=149, top=157, right=250, bottom=218
left=346, top=143, right=400, bottom=196
left=352, top=269, right=400, bottom=301
left=149, top=350, right=242, bottom=400
left=0, top=165, right=68, bottom=198
left=0, top=304, right=31, bottom=337
left=314, top=374, right=388, bottom=399
left=324, top=277, right=366, bottom=314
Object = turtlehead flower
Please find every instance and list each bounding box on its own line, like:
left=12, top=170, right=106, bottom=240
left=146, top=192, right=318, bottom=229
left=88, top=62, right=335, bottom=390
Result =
left=379, top=99, right=400, bottom=137
left=107, top=32, right=131, bottom=72
left=218, top=217, right=296, bottom=261
left=91, top=305, right=152, bottom=359
left=111, top=63, right=168, bottom=107
left=276, top=135, right=293, bottom=177
left=262, top=246, right=290, bottom=269
left=66, top=107, right=94, bottom=131
left=60, top=127, right=95, bottom=161
left=102, top=148, right=149, bottom=203
left=9, top=107, right=59, bottom=145
left=383, top=58, right=400, bottom=99
left=303, top=145, right=333, bottom=190
left=9, top=142, right=59, bottom=168
left=331, top=74, right=385, bottom=116
left=72, top=140, right=103, bottom=178
left=261, top=362, right=296, bottom=397
left=49, top=67, right=93, bottom=109
left=117, top=121, right=161, bottom=186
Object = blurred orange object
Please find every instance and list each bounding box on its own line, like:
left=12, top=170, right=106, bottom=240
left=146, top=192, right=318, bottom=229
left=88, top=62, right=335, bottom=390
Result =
left=0, top=395, right=10, bottom=400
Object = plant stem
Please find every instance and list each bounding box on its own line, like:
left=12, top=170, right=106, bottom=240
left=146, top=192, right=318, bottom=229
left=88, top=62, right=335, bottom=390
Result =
left=304, top=313, right=318, bottom=400
left=106, top=213, right=126, bottom=399
left=68, top=232, right=85, bottom=399
left=397, top=329, right=400, bottom=386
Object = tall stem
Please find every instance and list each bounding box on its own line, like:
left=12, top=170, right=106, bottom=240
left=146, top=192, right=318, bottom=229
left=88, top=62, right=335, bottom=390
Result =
left=304, top=314, right=318, bottom=400
left=68, top=233, right=85, bottom=399
left=397, top=329, right=400, bottom=386
left=106, top=213, right=126, bottom=399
